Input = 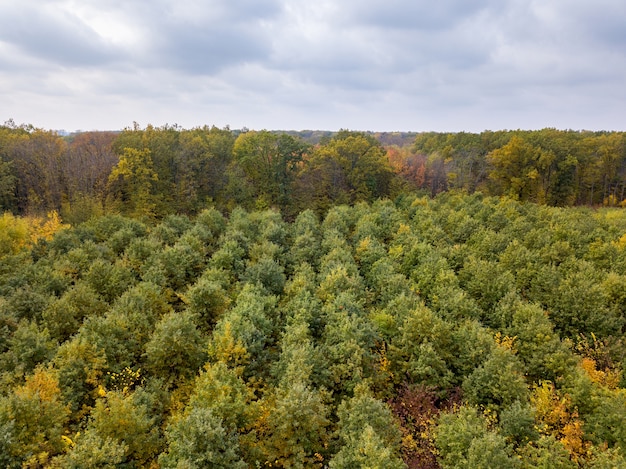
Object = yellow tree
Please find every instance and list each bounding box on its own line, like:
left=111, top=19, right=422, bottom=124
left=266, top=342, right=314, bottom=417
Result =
left=107, top=148, right=159, bottom=219
left=296, top=132, right=393, bottom=212
left=487, top=136, right=543, bottom=202
left=0, top=368, right=70, bottom=467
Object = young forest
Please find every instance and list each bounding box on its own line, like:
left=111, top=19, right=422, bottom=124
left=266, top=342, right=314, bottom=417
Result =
left=1, top=122, right=626, bottom=468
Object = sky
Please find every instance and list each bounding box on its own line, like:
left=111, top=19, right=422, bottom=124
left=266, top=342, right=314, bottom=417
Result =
left=1, top=0, right=625, bottom=133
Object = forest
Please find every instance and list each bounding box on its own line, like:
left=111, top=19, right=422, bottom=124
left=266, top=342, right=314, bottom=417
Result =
left=1, top=122, right=626, bottom=468
left=1, top=121, right=626, bottom=222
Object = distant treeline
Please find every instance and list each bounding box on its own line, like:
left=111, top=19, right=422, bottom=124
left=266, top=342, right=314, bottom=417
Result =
left=0, top=122, right=624, bottom=223
left=403, top=129, right=626, bottom=206
left=0, top=123, right=400, bottom=222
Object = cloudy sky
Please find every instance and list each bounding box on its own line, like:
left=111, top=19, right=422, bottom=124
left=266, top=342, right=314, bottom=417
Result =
left=1, top=0, right=625, bottom=132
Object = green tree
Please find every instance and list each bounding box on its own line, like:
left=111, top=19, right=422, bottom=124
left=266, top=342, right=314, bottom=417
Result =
left=435, top=406, right=519, bottom=469
left=56, top=430, right=127, bottom=469
left=53, top=337, right=107, bottom=424
left=159, top=407, right=246, bottom=469
left=0, top=320, right=56, bottom=378
left=111, top=124, right=181, bottom=213
left=232, top=130, right=308, bottom=208
left=257, top=381, right=331, bottom=468
left=499, top=400, right=539, bottom=447
left=389, top=302, right=455, bottom=392
left=462, top=344, right=528, bottom=412
left=458, top=256, right=516, bottom=320
left=183, top=270, right=231, bottom=331
left=549, top=260, right=621, bottom=338
left=331, top=385, right=405, bottom=468
left=317, top=293, right=377, bottom=394
left=77, top=282, right=171, bottom=374
left=42, top=282, right=108, bottom=342
left=0, top=159, right=16, bottom=212
left=329, top=425, right=407, bottom=469
left=174, top=126, right=234, bottom=213
left=188, top=361, right=253, bottom=433
left=516, top=435, right=575, bottom=469
left=144, top=310, right=207, bottom=387
left=208, top=283, right=278, bottom=379
left=89, top=389, right=163, bottom=467
left=84, top=258, right=135, bottom=304
left=504, top=299, right=574, bottom=383
left=243, top=256, right=286, bottom=296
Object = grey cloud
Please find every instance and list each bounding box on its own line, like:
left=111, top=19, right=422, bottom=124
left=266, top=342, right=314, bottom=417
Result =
left=2, top=0, right=626, bottom=132
left=266, top=4, right=497, bottom=94
left=340, top=0, right=503, bottom=30
left=0, top=4, right=121, bottom=66
left=149, top=21, right=272, bottom=75
left=120, top=0, right=284, bottom=75
left=573, top=4, right=626, bottom=49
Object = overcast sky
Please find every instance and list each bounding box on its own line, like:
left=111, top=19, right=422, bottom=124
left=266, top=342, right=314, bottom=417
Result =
left=1, top=0, right=625, bottom=132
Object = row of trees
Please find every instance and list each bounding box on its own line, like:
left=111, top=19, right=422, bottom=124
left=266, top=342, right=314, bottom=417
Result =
left=0, top=122, right=397, bottom=222
left=2, top=122, right=626, bottom=224
left=1, top=193, right=626, bottom=467
left=404, top=129, right=626, bottom=206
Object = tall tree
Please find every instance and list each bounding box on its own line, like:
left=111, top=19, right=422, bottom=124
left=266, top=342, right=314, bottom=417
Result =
left=232, top=130, right=309, bottom=208
left=175, top=126, right=234, bottom=213
left=487, top=136, right=543, bottom=202
left=297, top=132, right=394, bottom=212
left=107, top=147, right=159, bottom=219
left=61, top=131, right=118, bottom=221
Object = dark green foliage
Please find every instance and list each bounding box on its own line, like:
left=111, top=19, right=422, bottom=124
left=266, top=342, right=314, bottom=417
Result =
left=184, top=270, right=231, bottom=330
left=504, top=299, right=575, bottom=382
left=208, top=283, right=279, bottom=379
left=317, top=293, right=378, bottom=394
left=548, top=260, right=623, bottom=338
left=331, top=385, right=405, bottom=468
left=389, top=302, right=456, bottom=392
left=82, top=214, right=147, bottom=245
left=144, top=311, right=207, bottom=386
left=232, top=130, right=309, bottom=209
left=188, top=362, right=252, bottom=432
left=1, top=285, right=51, bottom=322
left=160, top=407, right=247, bottom=469
left=0, top=321, right=56, bottom=378
left=516, top=436, right=576, bottom=469
left=84, top=258, right=135, bottom=303
left=77, top=282, right=171, bottom=373
left=42, top=281, right=108, bottom=342
left=53, top=337, right=107, bottom=421
left=435, top=406, right=519, bottom=469
left=143, top=239, right=205, bottom=293
left=258, top=382, right=331, bottom=467
left=0, top=192, right=626, bottom=467
left=243, top=256, right=286, bottom=295
left=499, top=401, right=539, bottom=446
left=462, top=346, right=528, bottom=412
left=195, top=207, right=227, bottom=237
